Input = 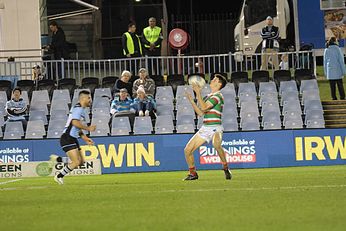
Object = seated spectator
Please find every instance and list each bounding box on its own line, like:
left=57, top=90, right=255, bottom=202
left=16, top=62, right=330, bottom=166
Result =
left=32, top=65, right=44, bottom=81
left=4, top=87, right=28, bottom=130
left=114, top=70, right=133, bottom=96
left=279, top=54, right=289, bottom=70
left=110, top=88, right=135, bottom=126
left=132, top=85, right=156, bottom=117
left=132, top=68, right=155, bottom=98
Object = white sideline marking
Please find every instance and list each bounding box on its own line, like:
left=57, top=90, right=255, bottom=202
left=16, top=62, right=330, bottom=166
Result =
left=157, top=184, right=346, bottom=193
left=0, top=179, right=23, bottom=185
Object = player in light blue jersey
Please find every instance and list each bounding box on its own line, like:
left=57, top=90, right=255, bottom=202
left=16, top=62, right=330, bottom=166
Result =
left=51, top=90, right=96, bottom=185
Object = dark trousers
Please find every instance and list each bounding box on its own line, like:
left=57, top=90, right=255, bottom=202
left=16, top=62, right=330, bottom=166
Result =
left=145, top=48, right=161, bottom=75
left=329, top=79, right=345, bottom=100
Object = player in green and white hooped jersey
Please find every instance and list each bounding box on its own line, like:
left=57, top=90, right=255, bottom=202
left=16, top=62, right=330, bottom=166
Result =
left=184, top=74, right=232, bottom=181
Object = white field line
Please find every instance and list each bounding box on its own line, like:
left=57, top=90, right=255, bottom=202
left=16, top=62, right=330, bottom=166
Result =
left=0, top=179, right=23, bottom=185
left=1, top=183, right=346, bottom=192
left=156, top=184, right=346, bottom=193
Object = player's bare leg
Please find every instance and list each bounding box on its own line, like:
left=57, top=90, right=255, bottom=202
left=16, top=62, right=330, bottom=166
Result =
left=212, top=132, right=232, bottom=180
left=54, top=149, right=82, bottom=185
left=183, top=134, right=206, bottom=180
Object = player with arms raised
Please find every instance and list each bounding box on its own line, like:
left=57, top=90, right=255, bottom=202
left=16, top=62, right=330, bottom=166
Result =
left=51, top=90, right=96, bottom=185
left=184, top=74, right=232, bottom=181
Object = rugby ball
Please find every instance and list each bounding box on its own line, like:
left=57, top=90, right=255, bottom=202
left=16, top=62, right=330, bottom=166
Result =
left=188, top=75, right=206, bottom=88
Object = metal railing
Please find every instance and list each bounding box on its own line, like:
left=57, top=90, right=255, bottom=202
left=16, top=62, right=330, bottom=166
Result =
left=0, top=50, right=315, bottom=84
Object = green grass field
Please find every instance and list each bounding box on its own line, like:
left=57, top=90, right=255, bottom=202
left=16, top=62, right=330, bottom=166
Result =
left=1, top=165, right=346, bottom=231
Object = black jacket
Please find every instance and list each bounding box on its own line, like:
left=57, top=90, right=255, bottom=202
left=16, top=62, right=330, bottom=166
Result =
left=51, top=27, right=69, bottom=59
left=114, top=79, right=133, bottom=97
left=261, top=25, right=279, bottom=49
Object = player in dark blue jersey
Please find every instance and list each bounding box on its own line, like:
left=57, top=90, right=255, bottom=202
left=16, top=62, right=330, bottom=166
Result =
left=51, top=90, right=96, bottom=185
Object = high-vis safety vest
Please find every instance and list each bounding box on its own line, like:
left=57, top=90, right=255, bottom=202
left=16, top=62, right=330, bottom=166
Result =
left=123, top=32, right=142, bottom=55
left=143, top=26, right=162, bottom=48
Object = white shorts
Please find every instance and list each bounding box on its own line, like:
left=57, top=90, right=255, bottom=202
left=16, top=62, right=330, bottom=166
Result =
left=196, top=125, right=224, bottom=143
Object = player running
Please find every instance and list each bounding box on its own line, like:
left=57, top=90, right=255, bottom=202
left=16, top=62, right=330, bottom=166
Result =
left=184, top=74, right=232, bottom=181
left=50, top=90, right=96, bottom=185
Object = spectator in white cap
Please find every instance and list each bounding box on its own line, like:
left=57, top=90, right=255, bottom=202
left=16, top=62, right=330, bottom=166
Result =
left=132, top=67, right=155, bottom=98
left=132, top=85, right=156, bottom=117
left=260, top=15, right=280, bottom=70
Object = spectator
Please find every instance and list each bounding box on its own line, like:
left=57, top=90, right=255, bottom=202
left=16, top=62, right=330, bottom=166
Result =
left=261, top=16, right=280, bottom=70
left=132, top=85, right=156, bottom=117
left=279, top=54, right=289, bottom=70
left=114, top=70, right=133, bottom=96
left=142, top=17, right=163, bottom=75
left=324, top=37, right=346, bottom=100
left=110, top=88, right=135, bottom=126
left=122, top=22, right=143, bottom=58
left=132, top=68, right=155, bottom=98
left=4, top=87, right=28, bottom=130
left=32, top=65, right=44, bottom=81
left=46, top=21, right=69, bottom=60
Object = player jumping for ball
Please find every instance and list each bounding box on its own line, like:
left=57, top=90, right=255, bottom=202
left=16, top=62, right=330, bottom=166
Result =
left=50, top=90, right=96, bottom=185
left=184, top=74, right=232, bottom=181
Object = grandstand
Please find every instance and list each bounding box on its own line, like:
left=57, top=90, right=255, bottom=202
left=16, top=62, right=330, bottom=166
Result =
left=0, top=67, right=327, bottom=139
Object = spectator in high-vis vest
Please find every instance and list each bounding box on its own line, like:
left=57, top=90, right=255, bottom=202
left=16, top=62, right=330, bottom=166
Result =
left=260, top=16, right=280, bottom=70
left=122, top=22, right=143, bottom=58
left=142, top=17, right=163, bottom=75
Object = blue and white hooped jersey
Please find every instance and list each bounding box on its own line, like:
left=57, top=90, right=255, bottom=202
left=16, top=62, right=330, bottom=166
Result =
left=63, top=103, right=86, bottom=138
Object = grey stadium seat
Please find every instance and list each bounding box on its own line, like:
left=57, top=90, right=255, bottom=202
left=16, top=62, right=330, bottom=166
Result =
left=111, top=116, right=131, bottom=136
left=156, top=86, right=174, bottom=100
left=221, top=83, right=236, bottom=97
left=29, top=110, right=48, bottom=125
left=47, top=119, right=66, bottom=138
left=94, top=88, right=112, bottom=99
left=25, top=120, right=46, bottom=139
left=52, top=89, right=71, bottom=104
left=284, top=119, right=303, bottom=129
left=283, top=110, right=302, bottom=124
left=133, top=116, right=153, bottom=135
left=31, top=90, right=50, bottom=105
left=237, top=82, right=256, bottom=97
left=304, top=110, right=324, bottom=125
left=303, top=100, right=323, bottom=114
left=279, top=80, right=298, bottom=95
left=306, top=119, right=325, bottom=128
left=4, top=121, right=24, bottom=139
left=258, top=82, right=277, bottom=96
left=263, top=121, right=282, bottom=130
left=176, top=124, right=195, bottom=133
left=155, top=115, right=174, bottom=134
left=299, top=79, right=318, bottom=94
left=241, top=121, right=260, bottom=131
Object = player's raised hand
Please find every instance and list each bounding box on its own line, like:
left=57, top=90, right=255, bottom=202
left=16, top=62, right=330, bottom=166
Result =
left=88, top=124, right=96, bottom=132
left=185, top=91, right=194, bottom=102
left=191, top=83, right=201, bottom=94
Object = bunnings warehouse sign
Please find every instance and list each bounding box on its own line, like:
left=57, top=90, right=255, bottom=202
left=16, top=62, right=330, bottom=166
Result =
left=0, top=160, right=101, bottom=178
left=0, top=129, right=345, bottom=174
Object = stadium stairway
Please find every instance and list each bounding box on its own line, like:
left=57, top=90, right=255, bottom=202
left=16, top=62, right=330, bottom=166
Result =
left=323, top=100, right=346, bottom=128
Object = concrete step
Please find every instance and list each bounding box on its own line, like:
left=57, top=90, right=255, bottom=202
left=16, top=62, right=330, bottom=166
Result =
left=323, top=109, right=346, bottom=115
left=322, top=100, right=346, bottom=105
left=325, top=124, right=346, bottom=128
left=324, top=114, right=346, bottom=120
left=324, top=119, right=346, bottom=125
left=322, top=104, right=346, bottom=110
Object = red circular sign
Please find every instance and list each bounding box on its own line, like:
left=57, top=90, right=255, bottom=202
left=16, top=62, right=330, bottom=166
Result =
left=168, top=28, right=189, bottom=49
